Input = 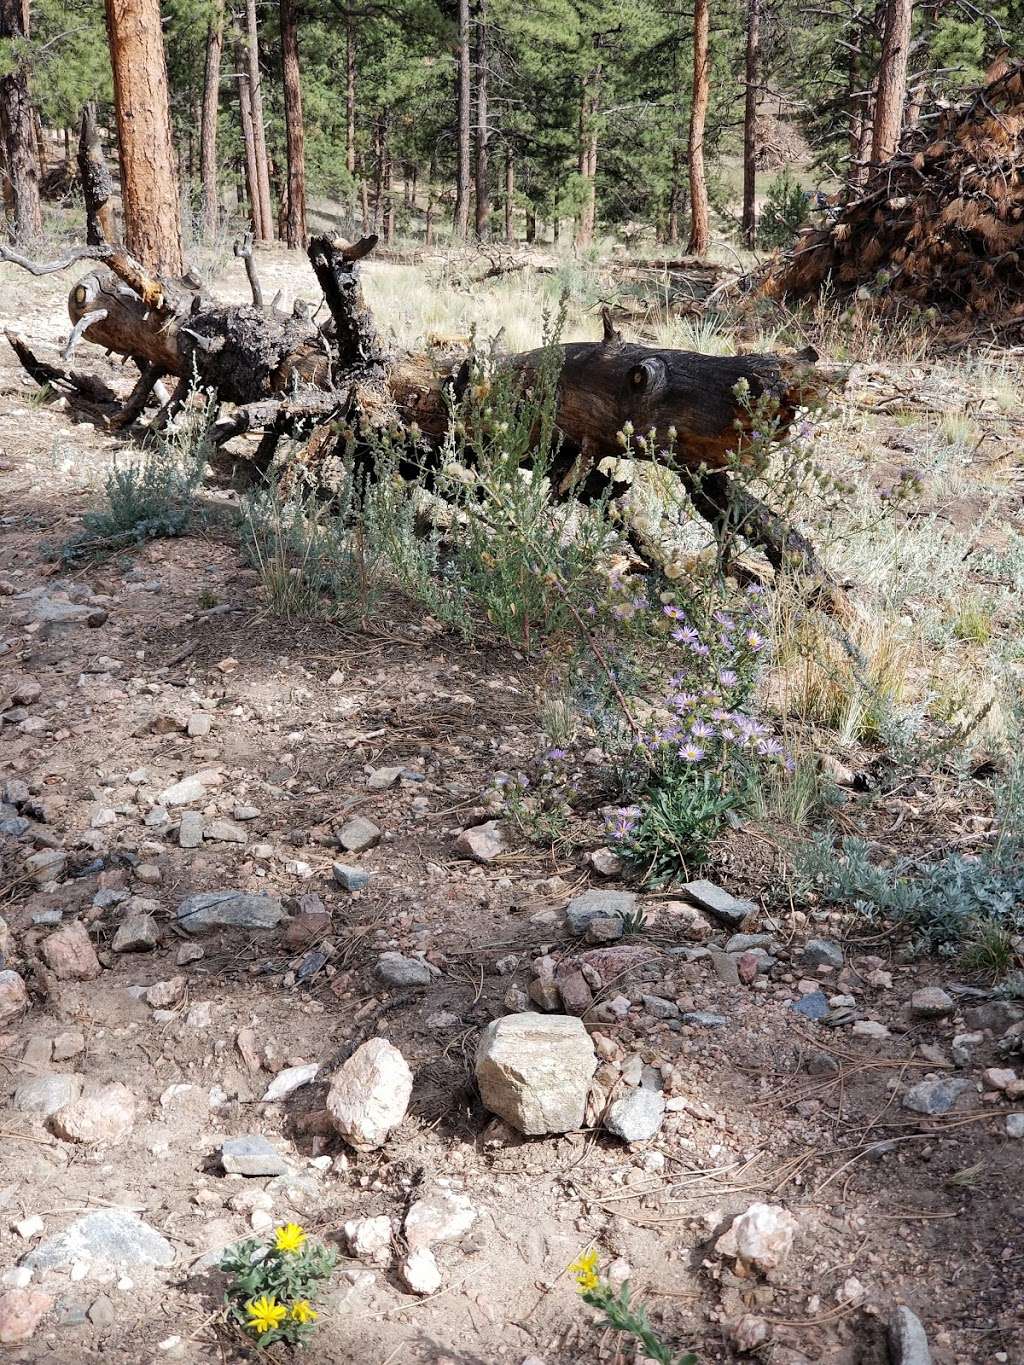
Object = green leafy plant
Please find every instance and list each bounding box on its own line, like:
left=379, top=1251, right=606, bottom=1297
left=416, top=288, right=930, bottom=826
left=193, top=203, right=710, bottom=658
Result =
left=220, top=1222, right=336, bottom=1348
left=570, top=1251, right=696, bottom=1365
left=758, top=168, right=809, bottom=248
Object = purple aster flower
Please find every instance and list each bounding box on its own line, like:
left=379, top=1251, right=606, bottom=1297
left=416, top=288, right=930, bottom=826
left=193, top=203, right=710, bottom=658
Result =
left=672, top=625, right=700, bottom=647
left=757, top=737, right=784, bottom=758
left=546, top=748, right=568, bottom=761
left=663, top=604, right=687, bottom=621
left=690, top=720, right=715, bottom=740
left=678, top=742, right=705, bottom=763
left=691, top=642, right=710, bottom=658
left=713, top=611, right=735, bottom=629
left=718, top=669, right=738, bottom=688
left=745, top=629, right=766, bottom=652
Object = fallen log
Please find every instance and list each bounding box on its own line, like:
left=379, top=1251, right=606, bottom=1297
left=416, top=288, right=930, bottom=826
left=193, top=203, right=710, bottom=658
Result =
left=0, top=233, right=843, bottom=584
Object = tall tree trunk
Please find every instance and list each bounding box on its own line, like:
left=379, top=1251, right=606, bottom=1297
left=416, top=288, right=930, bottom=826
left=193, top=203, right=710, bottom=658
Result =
left=200, top=1, right=224, bottom=238
left=575, top=66, right=600, bottom=249
left=382, top=131, right=394, bottom=243
left=667, top=144, right=681, bottom=245
left=504, top=149, right=514, bottom=242
left=244, top=0, right=273, bottom=241
left=687, top=0, right=711, bottom=257
left=453, top=0, right=471, bottom=239
left=741, top=0, right=760, bottom=247
left=103, top=0, right=182, bottom=274
left=425, top=153, right=436, bottom=245
left=0, top=0, right=44, bottom=243
left=871, top=0, right=914, bottom=165
left=280, top=0, right=307, bottom=247
left=78, top=102, right=116, bottom=245
left=345, top=9, right=357, bottom=176
left=525, top=201, right=536, bottom=243
left=237, top=45, right=263, bottom=238
left=474, top=0, right=490, bottom=239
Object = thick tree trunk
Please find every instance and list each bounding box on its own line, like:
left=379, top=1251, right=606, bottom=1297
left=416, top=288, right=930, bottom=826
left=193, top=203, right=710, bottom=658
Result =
left=687, top=0, right=711, bottom=257
left=474, top=0, right=490, bottom=239
left=103, top=0, right=183, bottom=275
left=741, top=0, right=760, bottom=248
left=77, top=104, right=115, bottom=246
left=200, top=2, right=224, bottom=237
left=525, top=202, right=536, bottom=243
left=0, top=0, right=44, bottom=243
left=575, top=67, right=600, bottom=249
left=237, top=51, right=263, bottom=239
left=345, top=10, right=357, bottom=176
left=454, top=0, right=471, bottom=240
left=871, top=0, right=914, bottom=165
left=244, top=0, right=274, bottom=242
left=280, top=0, right=307, bottom=248
left=504, top=151, right=514, bottom=242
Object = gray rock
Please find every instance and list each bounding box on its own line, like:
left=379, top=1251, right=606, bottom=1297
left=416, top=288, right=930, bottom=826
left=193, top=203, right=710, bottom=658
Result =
left=585, top=916, right=624, bottom=944
left=176, top=891, right=283, bottom=933
left=220, top=1136, right=288, bottom=1176
left=454, top=820, right=507, bottom=863
left=0, top=816, right=30, bottom=838
left=177, top=812, right=204, bottom=849
left=337, top=816, right=381, bottom=853
left=186, top=713, right=212, bottom=738
left=92, top=888, right=127, bottom=911
left=375, top=953, right=433, bottom=987
left=565, top=889, right=637, bottom=934
left=709, top=949, right=740, bottom=985
left=641, top=994, right=679, bottom=1019
left=963, top=1001, right=1024, bottom=1033
left=158, top=775, right=208, bottom=807
left=112, top=913, right=159, bottom=953
left=603, top=1087, right=666, bottom=1143
left=888, top=1305, right=932, bottom=1365
left=528, top=977, right=562, bottom=1011
left=203, top=819, right=247, bottom=844
left=902, top=1077, right=974, bottom=1116
left=791, top=991, right=830, bottom=1021
left=909, top=987, right=954, bottom=1019
left=802, top=938, right=844, bottom=970
left=475, top=1013, right=597, bottom=1135
left=333, top=863, right=370, bottom=891
left=680, top=879, right=754, bottom=927
left=22, top=1211, right=174, bottom=1271
left=681, top=1011, right=729, bottom=1028
left=725, top=933, right=776, bottom=954
left=367, top=766, right=403, bottom=790
left=1005, top=1113, right=1024, bottom=1138
left=13, top=1073, right=83, bottom=1116
left=31, top=597, right=95, bottom=628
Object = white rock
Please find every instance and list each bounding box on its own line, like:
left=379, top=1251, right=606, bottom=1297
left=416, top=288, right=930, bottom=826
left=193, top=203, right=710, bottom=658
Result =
left=716, top=1203, right=798, bottom=1274
left=326, top=1038, right=413, bottom=1150
left=475, top=1013, right=597, bottom=1135
left=14, top=1217, right=44, bottom=1241
left=343, top=1215, right=393, bottom=1264
left=404, top=1191, right=477, bottom=1249
left=261, top=1063, right=319, bottom=1103
left=400, top=1246, right=442, bottom=1295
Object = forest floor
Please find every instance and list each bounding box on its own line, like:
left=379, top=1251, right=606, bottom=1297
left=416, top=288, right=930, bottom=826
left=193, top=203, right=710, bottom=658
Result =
left=1, top=244, right=1024, bottom=1365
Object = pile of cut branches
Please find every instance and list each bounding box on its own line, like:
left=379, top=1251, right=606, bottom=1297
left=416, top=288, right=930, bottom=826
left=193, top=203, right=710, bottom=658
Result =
left=761, top=59, right=1024, bottom=326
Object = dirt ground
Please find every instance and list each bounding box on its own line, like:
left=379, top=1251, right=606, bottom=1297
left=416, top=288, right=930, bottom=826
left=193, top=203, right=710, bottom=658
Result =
left=1, top=250, right=1023, bottom=1365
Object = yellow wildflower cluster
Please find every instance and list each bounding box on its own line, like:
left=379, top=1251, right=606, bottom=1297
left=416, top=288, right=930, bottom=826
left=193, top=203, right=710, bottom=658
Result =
left=274, top=1222, right=307, bottom=1255
left=569, top=1249, right=600, bottom=1294
left=245, top=1294, right=318, bottom=1334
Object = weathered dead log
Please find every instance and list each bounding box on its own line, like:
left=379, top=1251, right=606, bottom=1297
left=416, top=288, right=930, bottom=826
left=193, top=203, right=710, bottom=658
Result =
left=77, top=103, right=115, bottom=247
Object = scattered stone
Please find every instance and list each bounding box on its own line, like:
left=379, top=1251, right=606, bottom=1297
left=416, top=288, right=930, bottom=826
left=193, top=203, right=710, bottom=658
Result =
left=261, top=1063, right=319, bottom=1103
left=375, top=952, right=433, bottom=987
left=22, top=1210, right=174, bottom=1271
left=902, top=1077, right=974, bottom=1116
left=333, top=863, right=370, bottom=891
left=326, top=1038, right=413, bottom=1150
left=233, top=805, right=260, bottom=821
left=791, top=991, right=829, bottom=1021
left=146, top=976, right=185, bottom=1008
left=158, top=775, right=208, bottom=807
left=603, top=1087, right=666, bottom=1143
left=641, top=994, right=679, bottom=1019
left=717, top=1203, right=798, bottom=1274
left=337, top=816, right=381, bottom=853
left=725, top=933, right=776, bottom=954
left=680, top=879, right=754, bottom=928
left=236, top=1028, right=262, bottom=1073
left=51, top=1083, right=136, bottom=1145
left=367, top=765, right=403, bottom=790
left=176, top=890, right=283, bottom=933
left=709, top=948, right=740, bottom=985
left=661, top=900, right=716, bottom=940
left=112, top=913, right=159, bottom=953
left=204, top=819, right=247, bottom=844
left=680, top=1011, right=729, bottom=1028
left=1005, top=1114, right=1024, bottom=1138
left=585, top=916, right=624, bottom=944
left=0, top=970, right=29, bottom=1025
left=88, top=1294, right=115, bottom=1329
left=963, top=1001, right=1024, bottom=1033
left=343, top=1216, right=393, bottom=1264
left=528, top=977, right=562, bottom=1011
left=178, top=812, right=204, bottom=849
left=24, top=849, right=66, bottom=885
left=400, top=1246, right=441, bottom=1295
left=0, top=1289, right=53, bottom=1344
left=454, top=820, right=507, bottom=863
left=565, top=888, right=637, bottom=934
left=13, top=1073, right=83, bottom=1117
left=729, top=1314, right=770, bottom=1352
left=585, top=847, right=622, bottom=877
left=803, top=938, right=844, bottom=970
left=186, top=713, right=212, bottom=738
left=52, top=1029, right=85, bottom=1061
left=555, top=968, right=593, bottom=1016
left=15, top=1216, right=44, bottom=1240
left=909, top=987, right=954, bottom=1019
left=475, top=1013, right=597, bottom=1136
left=888, top=1305, right=933, bottom=1365
left=852, top=1020, right=891, bottom=1042
left=220, top=1136, right=288, bottom=1177
left=405, top=1191, right=478, bottom=1249
left=40, top=922, right=100, bottom=981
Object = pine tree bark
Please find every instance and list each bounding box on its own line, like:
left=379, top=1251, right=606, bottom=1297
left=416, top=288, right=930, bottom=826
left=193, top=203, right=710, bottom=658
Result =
left=103, top=0, right=182, bottom=274
left=200, top=2, right=224, bottom=237
left=871, top=0, right=914, bottom=165
left=453, top=0, right=471, bottom=240
left=237, top=47, right=263, bottom=239
left=687, top=0, right=711, bottom=257
left=575, top=67, right=600, bottom=249
left=504, top=150, right=514, bottom=242
left=78, top=103, right=115, bottom=245
left=280, top=0, right=307, bottom=247
left=474, top=0, right=490, bottom=239
left=0, top=0, right=44, bottom=243
left=244, top=0, right=274, bottom=241
left=741, top=0, right=760, bottom=247
left=667, top=145, right=681, bottom=245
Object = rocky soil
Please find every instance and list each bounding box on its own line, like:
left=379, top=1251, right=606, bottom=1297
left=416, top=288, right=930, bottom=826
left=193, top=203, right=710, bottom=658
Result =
left=2, top=253, right=1024, bottom=1365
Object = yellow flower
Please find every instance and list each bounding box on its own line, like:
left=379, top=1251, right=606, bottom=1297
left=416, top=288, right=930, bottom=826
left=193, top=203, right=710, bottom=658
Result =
left=569, top=1249, right=600, bottom=1294
left=245, top=1294, right=287, bottom=1335
left=274, top=1222, right=307, bottom=1255
left=291, top=1300, right=318, bottom=1324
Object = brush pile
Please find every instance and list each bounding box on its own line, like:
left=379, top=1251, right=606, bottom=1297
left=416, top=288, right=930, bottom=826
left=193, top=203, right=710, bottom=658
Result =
left=762, top=60, right=1024, bottom=326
